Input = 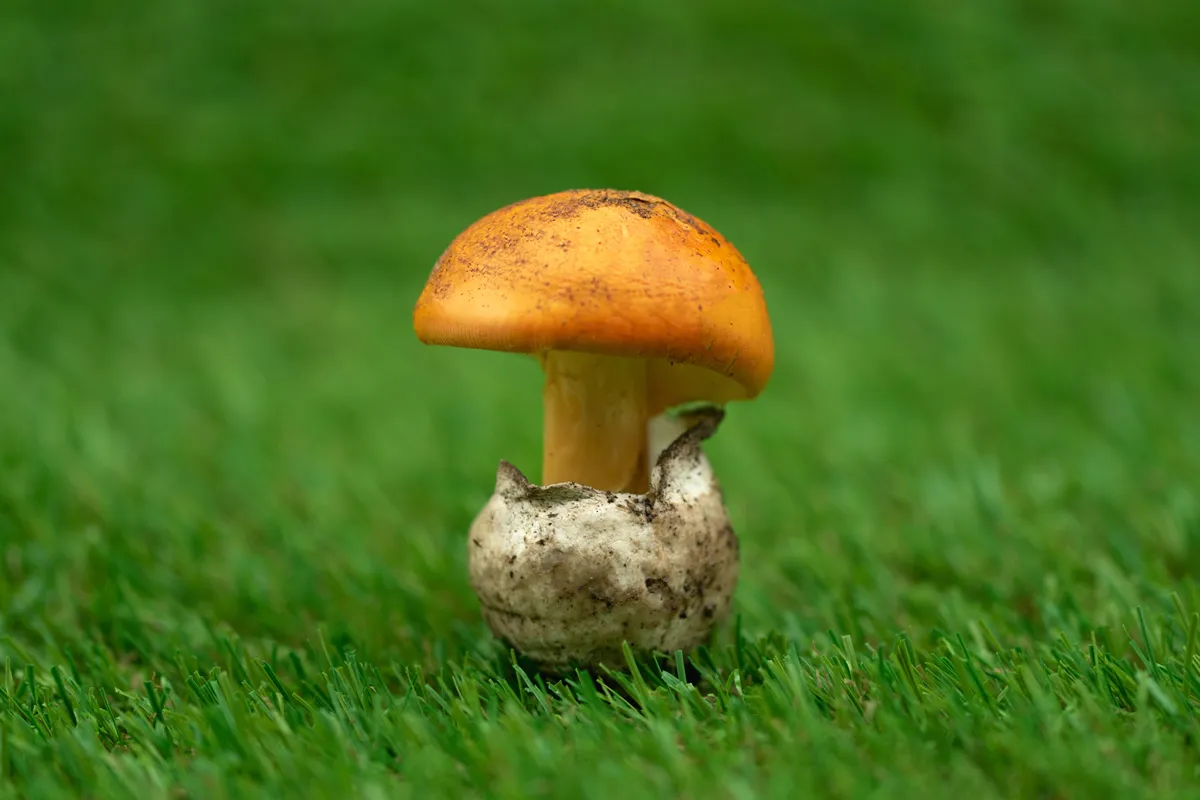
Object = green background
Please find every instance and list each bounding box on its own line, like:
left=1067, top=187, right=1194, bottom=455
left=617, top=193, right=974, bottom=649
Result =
left=2, top=1, right=1199, bottom=797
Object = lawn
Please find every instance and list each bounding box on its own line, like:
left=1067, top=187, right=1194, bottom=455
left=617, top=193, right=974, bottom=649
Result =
left=2, top=1, right=1200, bottom=797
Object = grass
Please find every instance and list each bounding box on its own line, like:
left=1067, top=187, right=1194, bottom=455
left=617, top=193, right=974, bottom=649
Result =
left=2, top=0, right=1200, bottom=796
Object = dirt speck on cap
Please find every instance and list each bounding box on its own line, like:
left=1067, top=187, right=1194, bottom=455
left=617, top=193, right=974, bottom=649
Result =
left=534, top=189, right=711, bottom=235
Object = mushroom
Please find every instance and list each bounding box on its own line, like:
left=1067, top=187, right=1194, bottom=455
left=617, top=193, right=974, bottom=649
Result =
left=414, top=189, right=774, bottom=494
left=414, top=189, right=774, bottom=669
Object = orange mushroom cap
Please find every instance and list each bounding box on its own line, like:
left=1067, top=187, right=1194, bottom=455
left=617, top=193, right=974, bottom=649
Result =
left=413, top=189, right=775, bottom=411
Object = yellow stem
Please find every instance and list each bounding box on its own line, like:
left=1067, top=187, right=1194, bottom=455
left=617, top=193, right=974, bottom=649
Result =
left=541, top=351, right=649, bottom=493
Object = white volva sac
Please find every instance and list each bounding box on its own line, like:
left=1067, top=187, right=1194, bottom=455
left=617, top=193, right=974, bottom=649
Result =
left=467, top=410, right=738, bottom=671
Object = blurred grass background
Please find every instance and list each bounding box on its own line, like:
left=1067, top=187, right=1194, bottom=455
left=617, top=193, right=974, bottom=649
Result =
left=2, top=0, right=1200, bottom=794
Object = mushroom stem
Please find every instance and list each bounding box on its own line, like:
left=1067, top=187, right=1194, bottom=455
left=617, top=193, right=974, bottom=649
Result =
left=541, top=351, right=649, bottom=493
